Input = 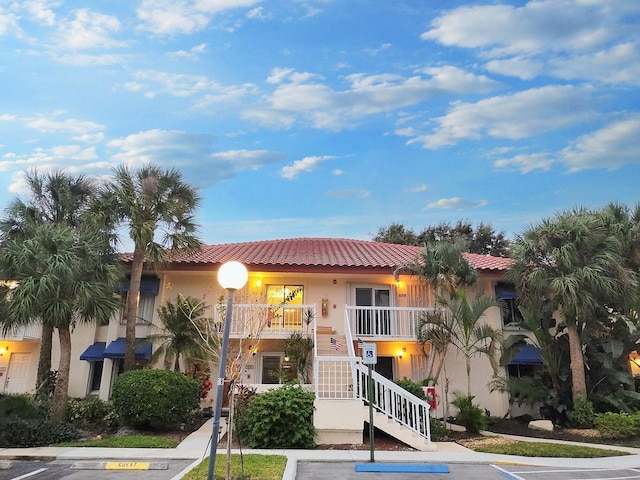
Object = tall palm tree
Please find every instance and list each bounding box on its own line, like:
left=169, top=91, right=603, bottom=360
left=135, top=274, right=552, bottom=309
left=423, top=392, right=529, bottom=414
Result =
left=100, top=165, right=201, bottom=371
left=439, top=290, right=501, bottom=397
left=148, top=294, right=209, bottom=372
left=508, top=207, right=638, bottom=404
left=0, top=170, right=96, bottom=398
left=0, top=224, right=121, bottom=421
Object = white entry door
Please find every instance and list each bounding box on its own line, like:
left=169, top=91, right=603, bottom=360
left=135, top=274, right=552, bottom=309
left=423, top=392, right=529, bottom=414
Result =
left=5, top=353, right=32, bottom=393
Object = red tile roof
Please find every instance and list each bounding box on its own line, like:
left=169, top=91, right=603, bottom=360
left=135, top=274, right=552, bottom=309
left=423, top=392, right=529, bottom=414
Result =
left=123, top=237, right=512, bottom=273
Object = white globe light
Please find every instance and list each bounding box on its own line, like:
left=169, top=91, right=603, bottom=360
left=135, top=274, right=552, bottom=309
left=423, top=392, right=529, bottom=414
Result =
left=217, top=261, right=248, bottom=290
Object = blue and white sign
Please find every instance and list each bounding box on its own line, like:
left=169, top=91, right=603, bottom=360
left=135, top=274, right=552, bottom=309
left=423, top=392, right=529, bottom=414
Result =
left=362, top=343, right=377, bottom=365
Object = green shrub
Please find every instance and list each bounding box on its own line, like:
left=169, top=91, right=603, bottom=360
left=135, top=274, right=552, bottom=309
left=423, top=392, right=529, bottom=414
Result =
left=111, top=369, right=201, bottom=430
left=569, top=397, right=595, bottom=428
left=594, top=412, right=640, bottom=440
left=429, top=416, right=448, bottom=441
left=0, top=417, right=78, bottom=447
left=394, top=379, right=426, bottom=400
left=66, top=397, right=119, bottom=432
left=236, top=384, right=315, bottom=448
left=451, top=392, right=486, bottom=435
left=0, top=394, right=45, bottom=420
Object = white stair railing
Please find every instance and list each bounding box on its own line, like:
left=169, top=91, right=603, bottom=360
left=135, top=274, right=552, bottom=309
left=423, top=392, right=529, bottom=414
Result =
left=354, top=362, right=431, bottom=442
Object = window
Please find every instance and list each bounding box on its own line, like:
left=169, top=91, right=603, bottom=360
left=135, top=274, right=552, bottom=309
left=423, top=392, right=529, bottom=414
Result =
left=260, top=354, right=295, bottom=384
left=88, top=361, right=103, bottom=393
left=495, top=283, right=523, bottom=327
left=120, top=292, right=156, bottom=325
left=266, top=285, right=303, bottom=329
left=117, top=275, right=160, bottom=325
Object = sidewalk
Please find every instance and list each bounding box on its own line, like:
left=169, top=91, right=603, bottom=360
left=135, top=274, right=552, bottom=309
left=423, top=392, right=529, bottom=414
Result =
left=2, top=419, right=640, bottom=479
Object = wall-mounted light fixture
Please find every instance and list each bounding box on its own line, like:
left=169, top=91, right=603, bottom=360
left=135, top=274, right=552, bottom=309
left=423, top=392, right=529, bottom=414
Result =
left=0, top=346, right=8, bottom=356
left=397, top=347, right=406, bottom=359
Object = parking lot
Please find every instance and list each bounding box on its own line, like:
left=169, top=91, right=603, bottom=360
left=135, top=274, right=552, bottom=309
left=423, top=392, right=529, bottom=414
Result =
left=296, top=461, right=640, bottom=480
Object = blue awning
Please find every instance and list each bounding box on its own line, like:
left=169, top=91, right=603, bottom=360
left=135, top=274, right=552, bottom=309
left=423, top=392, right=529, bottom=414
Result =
left=79, top=342, right=106, bottom=361
left=103, top=338, right=152, bottom=360
left=116, top=276, right=160, bottom=294
left=510, top=344, right=543, bottom=365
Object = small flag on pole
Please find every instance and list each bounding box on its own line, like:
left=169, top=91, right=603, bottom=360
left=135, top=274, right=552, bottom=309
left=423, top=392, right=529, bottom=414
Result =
left=330, top=337, right=343, bottom=351
left=357, top=337, right=363, bottom=349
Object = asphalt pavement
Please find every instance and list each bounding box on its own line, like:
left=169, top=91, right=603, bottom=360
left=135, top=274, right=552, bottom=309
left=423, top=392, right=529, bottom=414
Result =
left=1, top=419, right=640, bottom=480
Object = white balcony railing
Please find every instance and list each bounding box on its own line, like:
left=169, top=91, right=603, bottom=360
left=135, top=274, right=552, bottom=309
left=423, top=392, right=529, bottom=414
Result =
left=0, top=324, right=41, bottom=341
left=345, top=305, right=442, bottom=339
left=221, top=303, right=316, bottom=339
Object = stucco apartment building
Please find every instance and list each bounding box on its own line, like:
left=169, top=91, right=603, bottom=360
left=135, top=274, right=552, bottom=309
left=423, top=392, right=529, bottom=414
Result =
left=0, top=237, right=527, bottom=448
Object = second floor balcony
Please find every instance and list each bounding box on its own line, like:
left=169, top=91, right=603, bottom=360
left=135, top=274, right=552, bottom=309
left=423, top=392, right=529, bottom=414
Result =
left=0, top=324, right=41, bottom=341
left=346, top=306, right=442, bottom=341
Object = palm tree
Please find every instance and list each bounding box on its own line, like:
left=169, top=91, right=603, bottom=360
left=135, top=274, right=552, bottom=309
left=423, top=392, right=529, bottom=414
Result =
left=398, top=239, right=478, bottom=385
left=439, top=290, right=501, bottom=397
left=0, top=224, right=121, bottom=421
left=148, top=294, right=209, bottom=372
left=0, top=170, right=96, bottom=398
left=100, top=165, right=201, bottom=372
left=508, top=207, right=638, bottom=404
left=397, top=239, right=477, bottom=297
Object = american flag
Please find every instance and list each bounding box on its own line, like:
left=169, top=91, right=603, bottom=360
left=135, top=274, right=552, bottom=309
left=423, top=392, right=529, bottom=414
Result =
left=330, top=337, right=343, bottom=351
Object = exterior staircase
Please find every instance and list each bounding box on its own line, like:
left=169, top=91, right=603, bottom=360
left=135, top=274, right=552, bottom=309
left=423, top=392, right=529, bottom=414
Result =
left=313, top=325, right=434, bottom=450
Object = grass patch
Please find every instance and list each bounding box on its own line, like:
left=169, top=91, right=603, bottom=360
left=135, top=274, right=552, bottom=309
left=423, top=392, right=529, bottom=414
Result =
left=182, top=454, right=287, bottom=480
left=472, top=438, right=629, bottom=458
left=57, top=435, right=178, bottom=448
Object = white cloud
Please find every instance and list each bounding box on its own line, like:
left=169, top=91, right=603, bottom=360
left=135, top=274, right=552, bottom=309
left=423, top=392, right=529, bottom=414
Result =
left=422, top=1, right=631, bottom=55
left=0, top=114, right=16, bottom=121
left=24, top=115, right=105, bottom=141
left=55, top=9, right=126, bottom=50
left=423, top=197, right=487, bottom=210
left=331, top=169, right=344, bottom=176
left=325, top=189, right=370, bottom=199
left=560, top=116, right=640, bottom=171
left=422, top=1, right=640, bottom=83
left=485, top=57, right=544, bottom=80
left=125, top=70, right=257, bottom=106
left=246, top=6, right=271, bottom=21
left=280, top=155, right=336, bottom=180
left=247, top=66, right=500, bottom=130
left=410, top=85, right=596, bottom=149
left=0, top=8, right=20, bottom=36
left=136, top=0, right=260, bottom=35
left=549, top=42, right=640, bottom=85
left=365, top=43, right=392, bottom=56
left=404, top=184, right=427, bottom=193
left=169, top=43, right=208, bottom=59
left=494, top=152, right=554, bottom=173
left=21, top=0, right=58, bottom=26
left=108, top=129, right=283, bottom=187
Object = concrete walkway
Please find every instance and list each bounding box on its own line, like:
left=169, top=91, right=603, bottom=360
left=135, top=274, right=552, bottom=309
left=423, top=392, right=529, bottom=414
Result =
left=1, top=419, right=640, bottom=479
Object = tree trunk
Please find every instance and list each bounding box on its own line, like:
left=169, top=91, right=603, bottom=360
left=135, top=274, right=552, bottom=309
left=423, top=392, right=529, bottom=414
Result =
left=36, top=323, right=53, bottom=400
left=124, top=245, right=145, bottom=372
left=466, top=355, right=472, bottom=398
left=566, top=322, right=587, bottom=403
left=52, top=324, right=71, bottom=422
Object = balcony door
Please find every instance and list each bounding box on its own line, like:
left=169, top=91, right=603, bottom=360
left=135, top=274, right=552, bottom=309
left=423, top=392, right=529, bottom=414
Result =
left=355, top=287, right=391, bottom=336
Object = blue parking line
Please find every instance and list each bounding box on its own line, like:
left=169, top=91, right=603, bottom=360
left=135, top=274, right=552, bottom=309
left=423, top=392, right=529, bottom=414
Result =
left=355, top=463, right=449, bottom=473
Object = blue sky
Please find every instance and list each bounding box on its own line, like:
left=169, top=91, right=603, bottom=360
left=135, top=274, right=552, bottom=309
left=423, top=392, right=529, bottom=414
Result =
left=1, top=0, right=639, bottom=248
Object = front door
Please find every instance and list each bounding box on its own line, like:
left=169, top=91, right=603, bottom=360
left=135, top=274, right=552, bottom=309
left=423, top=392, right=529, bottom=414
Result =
left=374, top=356, right=394, bottom=381
left=5, top=353, right=31, bottom=393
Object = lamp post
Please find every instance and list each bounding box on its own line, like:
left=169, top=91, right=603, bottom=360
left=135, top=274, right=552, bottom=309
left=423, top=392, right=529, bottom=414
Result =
left=207, top=261, right=248, bottom=480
